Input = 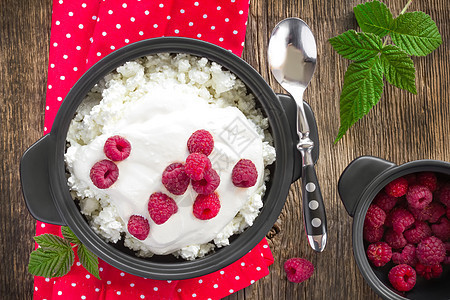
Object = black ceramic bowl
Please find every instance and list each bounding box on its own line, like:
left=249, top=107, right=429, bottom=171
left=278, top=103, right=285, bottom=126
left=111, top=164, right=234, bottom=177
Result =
left=21, top=37, right=320, bottom=280
left=339, top=156, right=450, bottom=300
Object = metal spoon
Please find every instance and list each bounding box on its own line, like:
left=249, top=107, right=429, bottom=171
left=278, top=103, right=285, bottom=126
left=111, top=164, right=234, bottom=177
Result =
left=268, top=18, right=327, bottom=252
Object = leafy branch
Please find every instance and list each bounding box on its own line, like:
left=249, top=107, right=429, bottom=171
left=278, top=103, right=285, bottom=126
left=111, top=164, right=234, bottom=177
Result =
left=329, top=0, right=442, bottom=142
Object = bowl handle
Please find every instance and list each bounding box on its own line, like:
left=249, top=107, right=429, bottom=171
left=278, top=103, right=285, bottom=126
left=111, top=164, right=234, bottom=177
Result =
left=277, top=93, right=319, bottom=183
left=338, top=156, right=396, bottom=217
left=20, top=134, right=66, bottom=225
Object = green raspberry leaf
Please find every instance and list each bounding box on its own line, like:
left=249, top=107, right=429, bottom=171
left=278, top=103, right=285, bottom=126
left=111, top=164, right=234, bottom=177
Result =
left=61, top=226, right=81, bottom=245
left=34, top=234, right=71, bottom=251
left=353, top=0, right=393, bottom=37
left=77, top=244, right=100, bottom=280
left=329, top=30, right=382, bottom=62
left=390, top=11, right=442, bottom=56
left=335, top=57, right=384, bottom=142
left=380, top=45, right=417, bottom=94
left=28, top=247, right=74, bottom=278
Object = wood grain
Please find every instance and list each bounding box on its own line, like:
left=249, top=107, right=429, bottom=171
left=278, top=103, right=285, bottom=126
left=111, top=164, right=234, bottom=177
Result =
left=1, top=0, right=449, bottom=299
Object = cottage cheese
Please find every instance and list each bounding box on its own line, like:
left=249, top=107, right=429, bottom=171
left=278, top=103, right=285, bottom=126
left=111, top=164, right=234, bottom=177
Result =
left=65, top=53, right=276, bottom=260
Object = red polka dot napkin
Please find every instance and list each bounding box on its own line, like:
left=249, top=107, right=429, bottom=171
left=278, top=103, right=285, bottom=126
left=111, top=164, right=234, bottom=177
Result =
left=34, top=0, right=275, bottom=299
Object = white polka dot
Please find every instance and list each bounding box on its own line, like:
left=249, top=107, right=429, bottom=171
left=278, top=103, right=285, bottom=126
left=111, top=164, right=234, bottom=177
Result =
left=58, top=291, right=62, bottom=296
left=130, top=17, right=135, bottom=22
left=53, top=42, right=58, bottom=47
left=99, top=267, right=103, bottom=271
left=140, top=295, right=145, bottom=299
left=233, top=30, right=238, bottom=34
left=46, top=106, right=49, bottom=110
left=55, top=20, right=60, bottom=25
left=225, top=18, right=229, bottom=22
left=153, top=24, right=158, bottom=28
left=125, top=39, right=130, bottom=43
left=236, top=275, right=241, bottom=280
left=217, top=6, right=221, bottom=10
left=71, top=283, right=76, bottom=287
left=174, top=29, right=179, bottom=33
left=177, top=289, right=182, bottom=292
left=167, top=16, right=171, bottom=19
left=116, top=291, right=121, bottom=295
left=256, top=267, right=261, bottom=271
left=211, top=26, right=215, bottom=30
left=194, top=1, right=199, bottom=6
left=116, top=24, right=121, bottom=29
left=229, top=289, right=234, bottom=293
left=76, top=46, right=81, bottom=50
left=102, top=31, right=107, bottom=36
left=312, top=218, right=322, bottom=227
left=139, top=31, right=144, bottom=35
left=107, top=281, right=111, bottom=285
left=76, top=262, right=81, bottom=266
left=159, top=3, right=163, bottom=7
left=251, top=280, right=255, bottom=284
left=86, top=274, right=90, bottom=279
left=306, top=182, right=316, bottom=192
left=82, top=3, right=87, bottom=8
left=197, top=34, right=202, bottom=38
left=110, top=45, right=115, bottom=50
left=219, top=37, right=224, bottom=42
left=192, top=294, right=197, bottom=298
left=78, top=24, right=84, bottom=29
left=189, top=22, right=193, bottom=26
left=48, top=85, right=52, bottom=89
left=239, top=10, right=244, bottom=14
left=35, top=287, right=38, bottom=291
left=45, top=278, right=50, bottom=282
left=60, top=76, right=65, bottom=80
left=50, top=64, right=55, bottom=68
left=153, top=287, right=158, bottom=291
left=119, top=272, right=125, bottom=277
left=122, top=3, right=127, bottom=8
left=180, top=9, right=185, bottom=13
left=66, top=33, right=71, bottom=38
left=58, top=0, right=63, bottom=3
left=145, top=10, right=149, bottom=15
left=241, top=262, right=245, bottom=266
left=58, top=96, right=63, bottom=101
left=92, top=15, right=97, bottom=20
left=167, top=280, right=172, bottom=283
left=96, top=52, right=101, bottom=56
left=130, top=283, right=135, bottom=287
left=220, top=271, right=224, bottom=274
left=68, top=12, right=73, bottom=17
left=108, top=10, right=113, bottom=14
left=263, top=244, right=268, bottom=248
left=95, top=288, right=100, bottom=292
left=81, top=296, right=86, bottom=300
left=44, top=127, right=47, bottom=131
left=97, top=17, right=100, bottom=22
left=214, top=284, right=219, bottom=288
left=203, top=14, right=207, bottom=18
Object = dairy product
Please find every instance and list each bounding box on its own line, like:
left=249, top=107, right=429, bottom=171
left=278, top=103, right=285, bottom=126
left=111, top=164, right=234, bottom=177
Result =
left=65, top=53, right=276, bottom=259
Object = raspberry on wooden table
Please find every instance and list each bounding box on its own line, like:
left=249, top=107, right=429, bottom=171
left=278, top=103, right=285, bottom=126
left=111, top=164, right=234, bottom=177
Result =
left=104, top=135, right=131, bottom=161
left=388, top=264, right=416, bottom=292
left=385, top=229, right=408, bottom=249
left=366, top=242, right=392, bottom=267
left=193, top=193, right=221, bottom=220
left=192, top=168, right=220, bottom=195
left=409, top=202, right=446, bottom=223
left=417, top=172, right=438, bottom=192
left=185, top=153, right=212, bottom=181
left=415, top=262, right=443, bottom=280
left=385, top=177, right=408, bottom=197
left=283, top=258, right=314, bottom=283
left=416, top=236, right=446, bottom=266
left=127, top=215, right=150, bottom=240
left=373, top=191, right=397, bottom=213
left=363, top=224, right=384, bottom=243
left=90, top=159, right=119, bottom=189
left=187, top=129, right=214, bottom=156
left=437, top=184, right=450, bottom=207
left=406, top=185, right=433, bottom=210
left=231, top=159, right=258, bottom=188
left=404, top=221, right=431, bottom=244
left=148, top=192, right=178, bottom=225
left=390, top=208, right=414, bottom=234
left=162, top=163, right=190, bottom=195
left=431, top=217, right=450, bottom=241
left=392, top=244, right=417, bottom=267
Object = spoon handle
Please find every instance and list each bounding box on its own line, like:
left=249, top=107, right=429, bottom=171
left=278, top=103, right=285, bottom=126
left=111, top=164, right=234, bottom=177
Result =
left=301, top=152, right=327, bottom=252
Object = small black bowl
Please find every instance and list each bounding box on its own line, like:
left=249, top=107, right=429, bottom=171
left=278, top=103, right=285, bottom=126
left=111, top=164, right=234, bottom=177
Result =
left=20, top=37, right=320, bottom=280
left=339, top=156, right=450, bottom=300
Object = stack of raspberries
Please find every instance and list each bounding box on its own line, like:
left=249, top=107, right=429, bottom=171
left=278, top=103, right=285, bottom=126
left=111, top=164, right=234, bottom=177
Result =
left=363, top=172, right=450, bottom=292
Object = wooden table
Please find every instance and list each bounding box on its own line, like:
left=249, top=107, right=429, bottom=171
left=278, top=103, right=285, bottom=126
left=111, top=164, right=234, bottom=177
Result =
left=1, top=0, right=449, bottom=299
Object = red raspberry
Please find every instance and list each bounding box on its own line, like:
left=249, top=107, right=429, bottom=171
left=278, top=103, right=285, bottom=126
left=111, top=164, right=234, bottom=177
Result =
left=193, top=193, right=220, bottom=220
left=231, top=159, right=258, bottom=188
left=431, top=217, right=450, bottom=241
left=373, top=191, right=397, bottom=213
left=447, top=206, right=450, bottom=219
left=192, top=168, right=220, bottom=195
left=417, top=172, right=438, bottom=192
left=90, top=160, right=119, bottom=189
left=390, top=208, right=414, bottom=234
left=392, top=244, right=417, bottom=267
left=445, top=242, right=450, bottom=265
left=385, top=229, right=408, bottom=249
left=404, top=173, right=417, bottom=185
left=161, top=163, right=190, bottom=195
left=409, top=202, right=446, bottom=223
left=366, top=242, right=392, bottom=267
left=437, top=184, right=450, bottom=207
left=363, top=224, right=384, bottom=243
left=147, top=192, right=178, bottom=225
left=185, top=153, right=212, bottom=181
left=187, top=129, right=214, bottom=156
left=416, top=236, right=446, bottom=266
left=404, top=221, right=431, bottom=244
left=385, top=177, right=408, bottom=197
left=388, top=264, right=416, bottom=292
left=406, top=185, right=433, bottom=210
left=283, top=258, right=314, bottom=283
left=127, top=215, right=150, bottom=240
left=365, top=204, right=386, bottom=228
left=415, top=262, right=443, bottom=280
left=104, top=135, right=131, bottom=161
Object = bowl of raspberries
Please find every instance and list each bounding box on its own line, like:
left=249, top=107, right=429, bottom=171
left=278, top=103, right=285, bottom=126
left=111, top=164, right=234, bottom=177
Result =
left=338, top=156, right=450, bottom=299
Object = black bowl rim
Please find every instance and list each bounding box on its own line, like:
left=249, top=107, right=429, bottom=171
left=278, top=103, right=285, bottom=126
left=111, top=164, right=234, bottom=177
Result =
left=352, top=160, right=450, bottom=300
left=46, top=37, right=295, bottom=279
